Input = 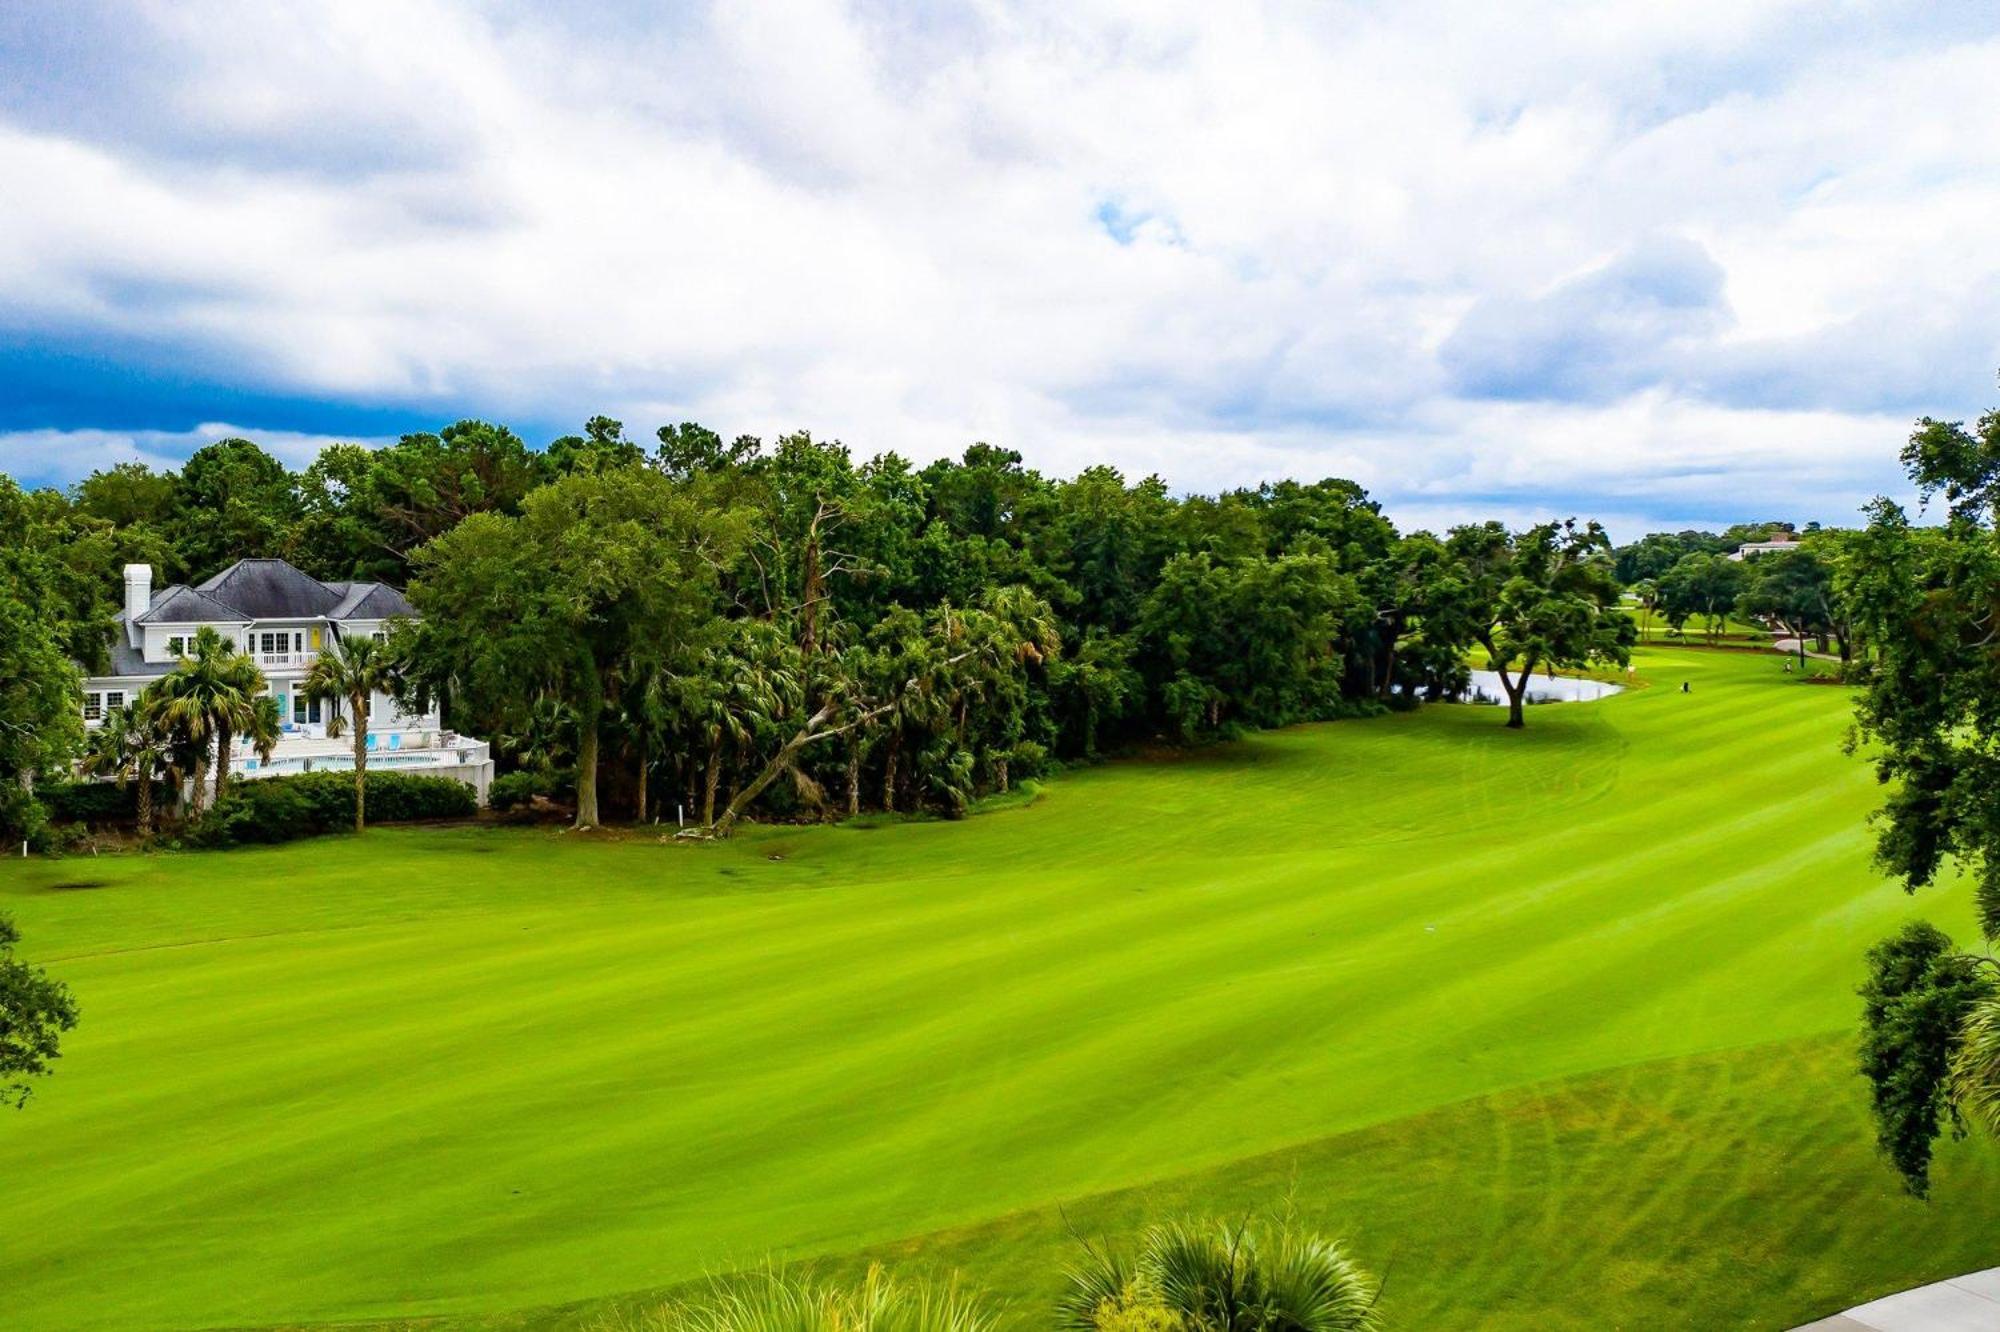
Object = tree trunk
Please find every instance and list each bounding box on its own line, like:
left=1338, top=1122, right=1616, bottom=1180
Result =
left=882, top=733, right=901, bottom=813
left=996, top=755, right=1010, bottom=793
left=352, top=690, right=369, bottom=833
left=573, top=659, right=602, bottom=830
left=137, top=771, right=153, bottom=840
left=845, top=739, right=860, bottom=816
left=190, top=757, right=209, bottom=818
left=702, top=731, right=722, bottom=827
left=1499, top=652, right=1536, bottom=729
left=712, top=700, right=852, bottom=838
left=636, top=752, right=649, bottom=823
left=215, top=725, right=234, bottom=800
left=801, top=513, right=822, bottom=656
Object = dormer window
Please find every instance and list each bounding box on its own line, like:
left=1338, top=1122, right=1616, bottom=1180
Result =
left=167, top=636, right=186, bottom=657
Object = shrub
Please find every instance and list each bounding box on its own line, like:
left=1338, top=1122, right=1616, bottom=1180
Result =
left=37, top=780, right=139, bottom=826
left=186, top=771, right=476, bottom=848
left=0, top=784, right=50, bottom=849
left=600, top=1265, right=992, bottom=1332
left=1060, top=1217, right=1378, bottom=1332
left=488, top=767, right=575, bottom=813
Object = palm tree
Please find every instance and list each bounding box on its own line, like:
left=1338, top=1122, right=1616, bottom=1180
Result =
left=1061, top=1217, right=1379, bottom=1332
left=79, top=697, right=173, bottom=840
left=152, top=628, right=262, bottom=817
left=207, top=636, right=267, bottom=799
left=1951, top=989, right=2000, bottom=1139
left=682, top=625, right=798, bottom=828
left=303, top=634, right=403, bottom=833
left=242, top=694, right=283, bottom=777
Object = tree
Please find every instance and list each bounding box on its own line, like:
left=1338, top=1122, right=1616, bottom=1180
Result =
left=304, top=635, right=403, bottom=833
left=1612, top=530, right=1723, bottom=585
left=72, top=462, right=176, bottom=531
left=708, top=587, right=1059, bottom=837
left=0, top=914, right=79, bottom=1110
left=1655, top=552, right=1746, bottom=646
left=1845, top=383, right=2000, bottom=1192
left=1436, top=520, right=1635, bottom=728
left=0, top=479, right=89, bottom=844
left=1736, top=545, right=1847, bottom=667
left=1630, top=577, right=1659, bottom=644
left=655, top=422, right=762, bottom=480
left=168, top=438, right=301, bottom=574
left=294, top=422, right=549, bottom=581
left=681, top=622, right=800, bottom=828
left=152, top=628, right=264, bottom=815
left=545, top=416, right=646, bottom=476
left=80, top=697, right=174, bottom=839
left=1857, top=923, right=1995, bottom=1196
left=406, top=467, right=748, bottom=829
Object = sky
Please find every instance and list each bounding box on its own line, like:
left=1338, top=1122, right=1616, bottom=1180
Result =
left=2, top=1, right=1998, bottom=538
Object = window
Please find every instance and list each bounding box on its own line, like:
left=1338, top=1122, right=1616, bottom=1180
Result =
left=293, top=694, right=307, bottom=725
left=105, top=690, right=125, bottom=712
left=83, top=692, right=102, bottom=721
left=166, top=636, right=185, bottom=657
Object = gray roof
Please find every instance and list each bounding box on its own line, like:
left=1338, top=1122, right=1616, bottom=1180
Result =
left=136, top=585, right=246, bottom=625
left=102, top=614, right=175, bottom=678
left=330, top=582, right=415, bottom=620
left=136, top=559, right=415, bottom=625
left=189, top=558, right=342, bottom=619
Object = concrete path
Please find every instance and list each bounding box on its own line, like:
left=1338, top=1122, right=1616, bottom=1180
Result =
left=1792, top=1268, right=2000, bottom=1330
left=1771, top=636, right=1840, bottom=662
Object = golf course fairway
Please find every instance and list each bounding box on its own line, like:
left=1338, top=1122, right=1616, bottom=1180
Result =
left=4, top=645, right=1997, bottom=1330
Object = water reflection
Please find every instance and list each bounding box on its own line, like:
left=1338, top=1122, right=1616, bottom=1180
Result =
left=1457, top=669, right=1623, bottom=705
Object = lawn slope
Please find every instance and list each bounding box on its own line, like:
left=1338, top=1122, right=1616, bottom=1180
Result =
left=0, top=646, right=1990, bottom=1330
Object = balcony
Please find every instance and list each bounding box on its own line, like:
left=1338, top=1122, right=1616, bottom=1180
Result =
left=255, top=651, right=318, bottom=670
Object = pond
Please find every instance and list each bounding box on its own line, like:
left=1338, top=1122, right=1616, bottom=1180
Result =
left=1458, top=668, right=1624, bottom=705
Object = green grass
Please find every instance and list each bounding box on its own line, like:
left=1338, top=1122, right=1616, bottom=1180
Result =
left=2, top=645, right=1994, bottom=1331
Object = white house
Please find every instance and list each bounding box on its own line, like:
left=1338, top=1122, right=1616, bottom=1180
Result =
left=84, top=558, right=493, bottom=803
left=1728, top=535, right=1802, bottom=561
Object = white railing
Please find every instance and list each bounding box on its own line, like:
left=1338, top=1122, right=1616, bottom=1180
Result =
left=256, top=651, right=318, bottom=669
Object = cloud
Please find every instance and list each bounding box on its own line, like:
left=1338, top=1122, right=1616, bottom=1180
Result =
left=0, top=424, right=392, bottom=486
left=0, top=0, right=1994, bottom=534
left=1440, top=236, right=1730, bottom=402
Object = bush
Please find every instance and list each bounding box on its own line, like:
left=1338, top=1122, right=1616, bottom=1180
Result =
left=37, top=780, right=138, bottom=826
left=0, top=784, right=50, bottom=849
left=186, top=771, right=476, bottom=848
left=488, top=767, right=574, bottom=813
left=1060, top=1217, right=1378, bottom=1332
left=600, top=1265, right=993, bottom=1332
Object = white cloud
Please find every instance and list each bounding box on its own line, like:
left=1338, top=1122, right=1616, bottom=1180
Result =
left=0, top=424, right=392, bottom=482
left=0, top=0, right=1994, bottom=533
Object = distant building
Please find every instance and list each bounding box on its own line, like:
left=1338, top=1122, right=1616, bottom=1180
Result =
left=1728, top=534, right=1801, bottom=561
left=83, top=558, right=492, bottom=802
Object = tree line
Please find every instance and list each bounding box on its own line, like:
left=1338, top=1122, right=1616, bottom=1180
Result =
left=1, top=419, right=1648, bottom=841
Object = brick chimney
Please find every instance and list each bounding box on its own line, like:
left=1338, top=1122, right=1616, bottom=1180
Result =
left=124, top=563, right=152, bottom=622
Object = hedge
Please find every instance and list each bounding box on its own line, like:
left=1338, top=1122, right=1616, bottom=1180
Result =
left=185, top=770, right=476, bottom=848
left=38, top=780, right=139, bottom=826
